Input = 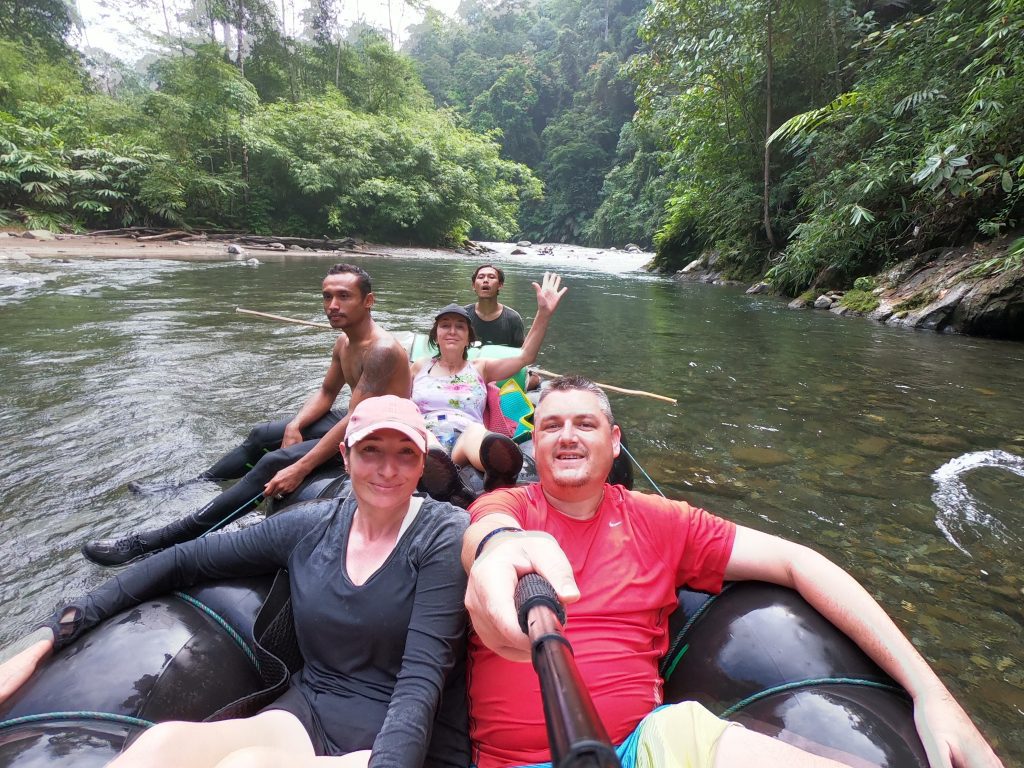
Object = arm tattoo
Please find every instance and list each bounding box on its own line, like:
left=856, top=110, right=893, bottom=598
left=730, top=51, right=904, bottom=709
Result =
left=357, top=343, right=407, bottom=396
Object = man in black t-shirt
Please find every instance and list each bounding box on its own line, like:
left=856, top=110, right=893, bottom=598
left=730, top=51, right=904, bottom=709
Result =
left=464, top=264, right=525, bottom=347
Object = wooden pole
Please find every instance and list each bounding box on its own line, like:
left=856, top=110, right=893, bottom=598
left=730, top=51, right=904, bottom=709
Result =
left=531, top=369, right=677, bottom=405
left=235, top=308, right=678, bottom=405
left=235, top=307, right=334, bottom=330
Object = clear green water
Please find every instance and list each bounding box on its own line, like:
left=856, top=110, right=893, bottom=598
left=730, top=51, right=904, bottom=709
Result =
left=0, top=253, right=1021, bottom=761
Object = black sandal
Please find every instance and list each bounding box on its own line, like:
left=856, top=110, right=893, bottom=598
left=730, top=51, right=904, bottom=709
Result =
left=421, top=447, right=477, bottom=508
left=480, top=433, right=524, bottom=491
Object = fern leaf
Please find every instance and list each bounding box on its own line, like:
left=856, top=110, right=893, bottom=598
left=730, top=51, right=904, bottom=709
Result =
left=768, top=92, right=860, bottom=147
left=72, top=200, right=112, bottom=213
left=893, top=89, right=946, bottom=117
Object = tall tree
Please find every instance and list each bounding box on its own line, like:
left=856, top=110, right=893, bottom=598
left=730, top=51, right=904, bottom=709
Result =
left=763, top=0, right=777, bottom=250
left=635, top=0, right=853, bottom=272
left=0, top=0, right=75, bottom=54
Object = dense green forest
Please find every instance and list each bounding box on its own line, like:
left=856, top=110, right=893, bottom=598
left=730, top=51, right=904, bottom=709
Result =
left=633, top=0, right=1023, bottom=291
left=0, top=0, right=539, bottom=244
left=405, top=0, right=649, bottom=245
left=404, top=0, right=1022, bottom=289
left=1, top=0, right=1022, bottom=291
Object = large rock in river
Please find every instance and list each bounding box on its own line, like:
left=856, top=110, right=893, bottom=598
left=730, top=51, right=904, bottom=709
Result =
left=673, top=250, right=742, bottom=285
left=887, top=282, right=971, bottom=331
left=746, top=281, right=771, bottom=295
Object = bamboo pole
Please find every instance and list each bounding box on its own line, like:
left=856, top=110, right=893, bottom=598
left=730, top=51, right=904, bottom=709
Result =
left=532, top=368, right=677, bottom=405
left=236, top=307, right=334, bottom=330
left=236, top=307, right=678, bottom=405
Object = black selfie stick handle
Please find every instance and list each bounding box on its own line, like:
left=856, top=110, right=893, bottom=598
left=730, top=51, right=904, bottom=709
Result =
left=514, top=573, right=621, bottom=768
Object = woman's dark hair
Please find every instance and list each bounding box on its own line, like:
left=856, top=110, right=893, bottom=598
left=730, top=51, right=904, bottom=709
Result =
left=428, top=314, right=476, bottom=360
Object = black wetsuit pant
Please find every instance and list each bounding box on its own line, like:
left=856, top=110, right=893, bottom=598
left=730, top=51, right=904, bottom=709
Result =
left=190, top=410, right=345, bottom=532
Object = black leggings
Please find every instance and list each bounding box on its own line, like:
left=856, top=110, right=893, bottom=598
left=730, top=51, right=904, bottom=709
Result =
left=191, top=410, right=344, bottom=531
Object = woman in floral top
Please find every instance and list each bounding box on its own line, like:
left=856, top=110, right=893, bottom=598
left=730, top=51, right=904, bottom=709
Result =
left=411, top=273, right=566, bottom=504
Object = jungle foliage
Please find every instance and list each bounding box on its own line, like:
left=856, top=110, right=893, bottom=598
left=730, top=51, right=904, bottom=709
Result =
left=404, top=0, right=650, bottom=244
left=0, top=3, right=535, bottom=244
left=405, top=0, right=1021, bottom=287
left=636, top=0, right=1023, bottom=290
left=3, top=0, right=1021, bottom=278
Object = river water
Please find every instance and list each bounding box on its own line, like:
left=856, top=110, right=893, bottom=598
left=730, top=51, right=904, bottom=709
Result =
left=0, top=251, right=1021, bottom=762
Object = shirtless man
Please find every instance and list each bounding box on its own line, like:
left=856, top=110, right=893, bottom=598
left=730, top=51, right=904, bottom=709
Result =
left=82, top=263, right=411, bottom=567
left=462, top=376, right=1003, bottom=768
left=464, top=265, right=525, bottom=347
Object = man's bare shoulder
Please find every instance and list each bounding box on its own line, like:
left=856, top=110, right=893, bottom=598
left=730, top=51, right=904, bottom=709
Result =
left=331, top=332, right=350, bottom=354
left=368, top=329, right=407, bottom=356
left=355, top=332, right=411, bottom=395
left=358, top=332, right=407, bottom=365
left=332, top=329, right=402, bottom=356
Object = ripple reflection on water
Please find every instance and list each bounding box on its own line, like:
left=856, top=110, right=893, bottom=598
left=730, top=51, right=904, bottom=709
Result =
left=932, top=450, right=1024, bottom=553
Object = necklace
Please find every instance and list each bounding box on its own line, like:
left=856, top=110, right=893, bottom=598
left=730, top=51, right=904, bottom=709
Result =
left=434, top=357, right=465, bottom=377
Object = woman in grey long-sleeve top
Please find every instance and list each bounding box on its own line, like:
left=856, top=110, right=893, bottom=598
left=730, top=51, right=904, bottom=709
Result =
left=0, top=395, right=470, bottom=768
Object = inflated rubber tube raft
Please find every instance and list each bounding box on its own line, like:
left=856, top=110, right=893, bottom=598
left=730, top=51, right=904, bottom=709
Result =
left=0, top=577, right=927, bottom=766
left=0, top=574, right=293, bottom=766
left=0, top=338, right=920, bottom=765
left=664, top=582, right=928, bottom=767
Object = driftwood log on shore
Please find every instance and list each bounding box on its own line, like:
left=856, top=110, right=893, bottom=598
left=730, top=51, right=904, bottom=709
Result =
left=88, top=227, right=171, bottom=236
left=87, top=228, right=359, bottom=251
left=190, top=233, right=359, bottom=250
left=137, top=230, right=192, bottom=241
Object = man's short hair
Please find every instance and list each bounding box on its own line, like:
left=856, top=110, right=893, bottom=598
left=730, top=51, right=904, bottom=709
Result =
left=538, top=375, right=614, bottom=425
left=471, top=264, right=505, bottom=285
left=327, top=263, right=372, bottom=296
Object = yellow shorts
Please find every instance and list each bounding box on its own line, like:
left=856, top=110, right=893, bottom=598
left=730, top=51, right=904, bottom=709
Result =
left=634, top=702, right=736, bottom=768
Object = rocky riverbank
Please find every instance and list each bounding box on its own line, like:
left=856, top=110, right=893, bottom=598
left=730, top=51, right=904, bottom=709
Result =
left=676, top=233, right=1024, bottom=341
left=0, top=230, right=652, bottom=276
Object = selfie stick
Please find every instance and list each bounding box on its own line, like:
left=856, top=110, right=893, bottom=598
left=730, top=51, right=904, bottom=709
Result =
left=514, top=573, right=621, bottom=768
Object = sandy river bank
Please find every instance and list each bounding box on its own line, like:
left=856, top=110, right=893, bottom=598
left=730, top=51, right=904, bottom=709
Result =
left=0, top=234, right=653, bottom=276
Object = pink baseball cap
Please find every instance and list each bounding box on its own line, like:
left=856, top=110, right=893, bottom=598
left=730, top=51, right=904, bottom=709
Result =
left=344, top=395, right=428, bottom=452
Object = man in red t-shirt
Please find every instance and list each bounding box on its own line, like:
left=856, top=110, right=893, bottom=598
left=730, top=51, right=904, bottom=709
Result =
left=463, top=376, right=1002, bottom=768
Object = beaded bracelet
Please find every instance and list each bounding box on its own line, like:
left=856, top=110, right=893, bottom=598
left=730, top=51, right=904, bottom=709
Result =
left=474, top=526, right=525, bottom=561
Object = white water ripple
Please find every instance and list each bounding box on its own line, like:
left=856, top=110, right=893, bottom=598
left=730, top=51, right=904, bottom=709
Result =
left=931, top=449, right=1024, bottom=554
